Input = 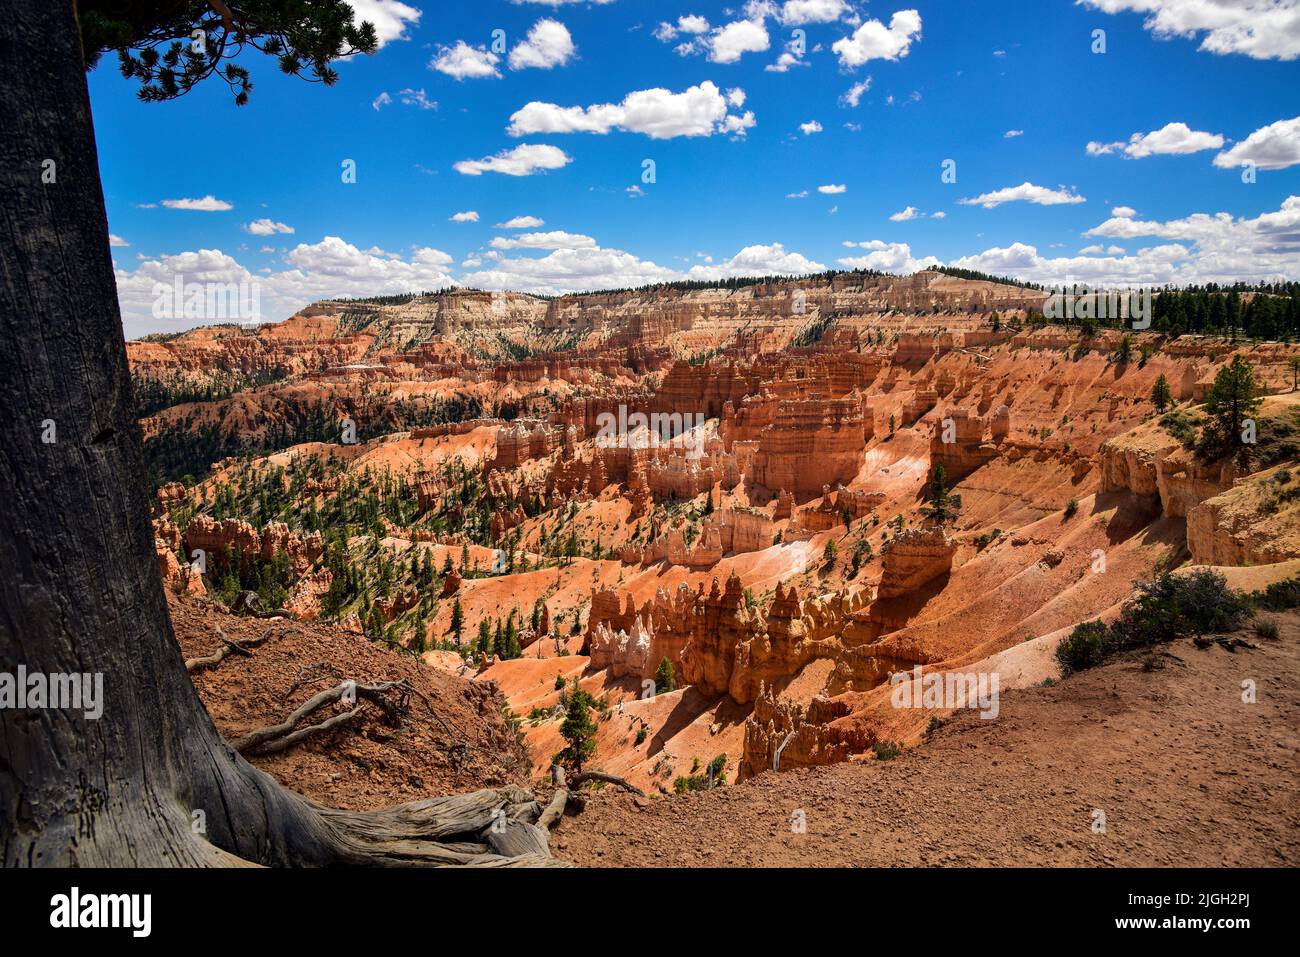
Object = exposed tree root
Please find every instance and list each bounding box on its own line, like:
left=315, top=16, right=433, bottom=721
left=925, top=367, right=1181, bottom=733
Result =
left=538, top=766, right=570, bottom=830
left=231, top=679, right=409, bottom=755
left=535, top=765, right=644, bottom=837
left=246, top=706, right=368, bottom=755
left=312, top=786, right=568, bottom=866
left=184, top=624, right=272, bottom=672
left=570, top=770, right=646, bottom=797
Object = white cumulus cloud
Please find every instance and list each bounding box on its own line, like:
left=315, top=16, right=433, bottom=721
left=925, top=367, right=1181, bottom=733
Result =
left=244, top=219, right=294, bottom=235
left=114, top=237, right=458, bottom=338
left=430, top=41, right=501, bottom=79
left=1078, top=0, right=1300, bottom=61
left=1213, top=116, right=1300, bottom=170
left=348, top=0, right=422, bottom=47
left=507, top=81, right=754, bottom=139
left=953, top=195, right=1300, bottom=286
left=687, top=242, right=827, bottom=280
left=1087, top=121, right=1224, bottom=158
left=832, top=9, right=922, bottom=68
left=838, top=240, right=941, bottom=273
left=489, top=231, right=596, bottom=250
left=709, top=18, right=771, bottom=63
left=462, top=246, right=679, bottom=295
left=162, top=195, right=232, bottom=212
left=779, top=0, right=852, bottom=25
left=509, top=19, right=576, bottom=70
left=958, top=182, right=1086, bottom=208
left=454, top=144, right=573, bottom=177
left=497, top=216, right=545, bottom=229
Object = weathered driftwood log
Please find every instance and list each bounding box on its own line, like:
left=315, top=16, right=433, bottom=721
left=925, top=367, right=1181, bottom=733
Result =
left=246, top=706, right=368, bottom=756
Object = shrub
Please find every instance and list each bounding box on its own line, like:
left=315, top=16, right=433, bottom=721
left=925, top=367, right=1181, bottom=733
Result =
left=707, top=754, right=728, bottom=786
left=1106, top=571, right=1243, bottom=652
left=1160, top=409, right=1200, bottom=449
left=1252, top=575, right=1300, bottom=611
left=1058, top=571, right=1252, bottom=676
left=1056, top=620, right=1111, bottom=675
left=872, top=740, right=902, bottom=761
left=1254, top=619, right=1280, bottom=641
left=1064, top=498, right=1079, bottom=519
left=672, top=753, right=728, bottom=791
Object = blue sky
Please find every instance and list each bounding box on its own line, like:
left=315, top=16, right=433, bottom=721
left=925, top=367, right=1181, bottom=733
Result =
left=88, top=0, right=1300, bottom=337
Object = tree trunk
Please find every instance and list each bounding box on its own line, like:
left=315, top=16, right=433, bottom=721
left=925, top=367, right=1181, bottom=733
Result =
left=0, top=0, right=547, bottom=868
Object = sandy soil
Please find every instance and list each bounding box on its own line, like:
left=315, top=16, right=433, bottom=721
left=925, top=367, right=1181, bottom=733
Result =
left=552, top=611, right=1300, bottom=867
left=169, top=595, right=530, bottom=810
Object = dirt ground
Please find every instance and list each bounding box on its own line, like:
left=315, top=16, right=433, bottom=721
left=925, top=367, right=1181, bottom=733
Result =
left=552, top=611, right=1300, bottom=867
left=169, top=595, right=531, bottom=810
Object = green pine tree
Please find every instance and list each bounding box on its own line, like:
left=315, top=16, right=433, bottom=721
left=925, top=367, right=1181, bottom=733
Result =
left=654, top=657, right=676, bottom=694
left=921, top=463, right=962, bottom=524
left=557, top=688, right=598, bottom=772
left=1202, top=355, right=1261, bottom=452
left=1151, top=373, right=1173, bottom=413
left=449, top=597, right=464, bottom=644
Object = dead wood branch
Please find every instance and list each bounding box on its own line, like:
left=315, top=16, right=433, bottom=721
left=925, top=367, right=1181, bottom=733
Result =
left=313, top=788, right=571, bottom=866
left=570, top=770, right=645, bottom=797
left=231, top=679, right=409, bottom=755
left=247, top=705, right=367, bottom=755
left=537, top=764, right=569, bottom=830
left=232, top=589, right=295, bottom=620
left=185, top=624, right=272, bottom=672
